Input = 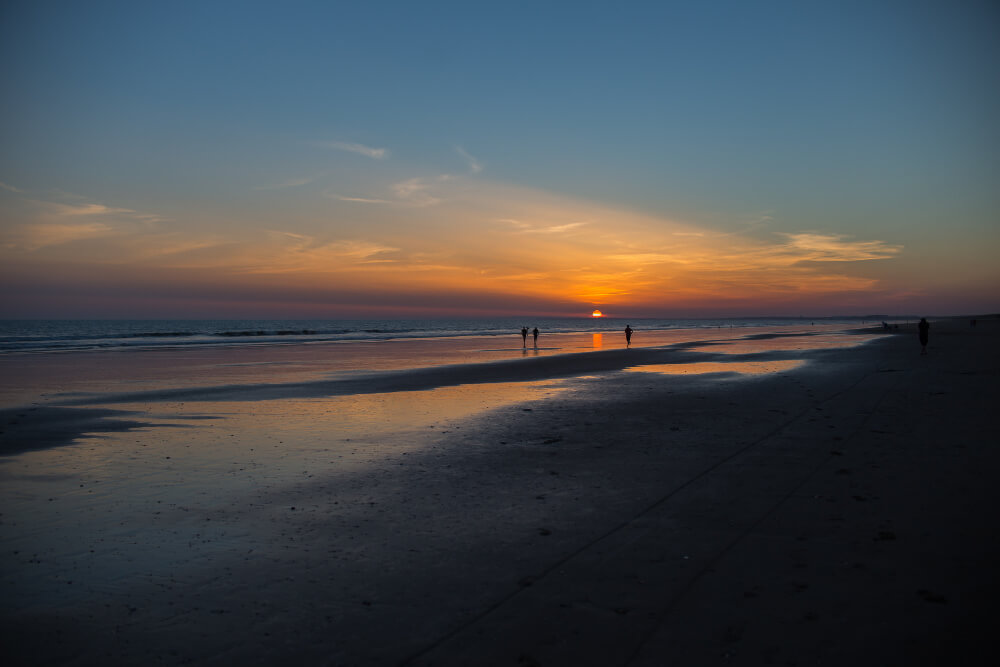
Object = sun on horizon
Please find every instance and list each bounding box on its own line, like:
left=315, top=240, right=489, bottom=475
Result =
left=592, top=310, right=603, bottom=318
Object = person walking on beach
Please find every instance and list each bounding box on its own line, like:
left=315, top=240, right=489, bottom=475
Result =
left=625, top=324, right=633, bottom=347
left=521, top=327, right=528, bottom=347
left=918, top=318, right=929, bottom=355
left=532, top=327, right=539, bottom=347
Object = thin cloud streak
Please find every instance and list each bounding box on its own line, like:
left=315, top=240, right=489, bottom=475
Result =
left=319, top=141, right=388, bottom=159
left=455, top=146, right=483, bottom=173
left=7, top=222, right=115, bottom=250
left=23, top=192, right=168, bottom=224
left=48, top=202, right=135, bottom=217
left=497, top=218, right=586, bottom=234
left=253, top=177, right=316, bottom=191
left=391, top=178, right=441, bottom=206
left=0, top=191, right=169, bottom=252
left=782, top=233, right=902, bottom=261
left=326, top=194, right=393, bottom=204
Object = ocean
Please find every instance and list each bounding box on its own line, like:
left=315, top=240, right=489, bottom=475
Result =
left=0, top=317, right=894, bottom=354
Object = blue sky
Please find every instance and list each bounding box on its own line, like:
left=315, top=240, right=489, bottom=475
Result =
left=1, top=0, right=997, bottom=317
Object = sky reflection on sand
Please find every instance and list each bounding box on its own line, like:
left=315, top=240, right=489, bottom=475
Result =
left=689, top=332, right=878, bottom=355
left=624, top=330, right=876, bottom=376
left=0, top=378, right=570, bottom=609
left=0, top=324, right=873, bottom=408
left=0, top=324, right=883, bottom=623
left=626, top=360, right=804, bottom=376
left=3, top=378, right=569, bottom=491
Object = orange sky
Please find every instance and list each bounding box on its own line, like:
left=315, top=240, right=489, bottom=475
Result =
left=4, top=177, right=976, bottom=318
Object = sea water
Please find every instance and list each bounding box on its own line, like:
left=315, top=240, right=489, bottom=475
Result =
left=0, top=316, right=894, bottom=354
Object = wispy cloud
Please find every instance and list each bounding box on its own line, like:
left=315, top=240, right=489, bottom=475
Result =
left=47, top=202, right=136, bottom=217
left=391, top=178, right=441, bottom=206
left=268, top=231, right=399, bottom=260
left=9, top=222, right=115, bottom=250
left=325, top=194, right=393, bottom=204
left=319, top=141, right=388, bottom=159
left=497, top=218, right=531, bottom=230
left=40, top=200, right=167, bottom=224
left=129, top=238, right=231, bottom=259
left=606, top=252, right=687, bottom=265
left=131, top=213, right=168, bottom=224
left=782, top=233, right=902, bottom=262
left=497, top=218, right=586, bottom=234
left=455, top=146, right=483, bottom=173
left=327, top=239, right=399, bottom=260
left=325, top=178, right=447, bottom=207
left=231, top=232, right=401, bottom=273
left=253, top=177, right=316, bottom=191
left=607, top=231, right=901, bottom=276
left=0, top=192, right=169, bottom=251
left=392, top=179, right=426, bottom=198
left=0, top=181, right=24, bottom=193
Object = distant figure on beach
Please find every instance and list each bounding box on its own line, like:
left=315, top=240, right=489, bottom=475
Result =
left=532, top=327, right=539, bottom=346
left=521, top=327, right=528, bottom=347
left=625, top=324, right=633, bottom=347
left=918, top=318, right=929, bottom=354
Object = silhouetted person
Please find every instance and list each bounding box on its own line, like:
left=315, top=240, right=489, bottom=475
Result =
left=521, top=327, right=528, bottom=347
left=625, top=324, right=633, bottom=347
left=532, top=327, right=539, bottom=346
left=918, top=318, right=929, bottom=355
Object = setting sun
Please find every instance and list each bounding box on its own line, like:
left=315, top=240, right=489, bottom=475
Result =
left=591, top=310, right=603, bottom=318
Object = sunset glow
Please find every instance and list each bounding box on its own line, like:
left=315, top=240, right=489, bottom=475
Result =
left=0, top=2, right=996, bottom=318
left=592, top=310, right=604, bottom=318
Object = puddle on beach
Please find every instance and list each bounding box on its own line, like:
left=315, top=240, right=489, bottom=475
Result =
left=2, top=377, right=569, bottom=489
left=626, top=359, right=804, bottom=376
left=622, top=329, right=875, bottom=377
left=690, top=332, right=878, bottom=355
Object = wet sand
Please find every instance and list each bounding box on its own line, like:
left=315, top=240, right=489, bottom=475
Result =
left=1, top=319, right=997, bottom=665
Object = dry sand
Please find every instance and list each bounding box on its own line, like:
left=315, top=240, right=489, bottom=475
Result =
left=1, top=318, right=998, bottom=665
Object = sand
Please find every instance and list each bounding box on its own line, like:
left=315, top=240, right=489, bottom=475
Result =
left=1, top=318, right=997, bottom=665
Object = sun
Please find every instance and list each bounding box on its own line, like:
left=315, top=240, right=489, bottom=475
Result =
left=591, top=310, right=603, bottom=318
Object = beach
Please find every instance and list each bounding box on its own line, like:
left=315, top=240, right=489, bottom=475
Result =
left=1, top=318, right=997, bottom=666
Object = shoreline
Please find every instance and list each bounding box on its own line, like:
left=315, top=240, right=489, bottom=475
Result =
left=0, top=316, right=915, bottom=356
left=1, top=324, right=880, bottom=456
left=1, top=317, right=997, bottom=665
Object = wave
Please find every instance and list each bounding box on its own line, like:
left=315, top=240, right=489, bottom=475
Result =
left=215, top=330, right=319, bottom=337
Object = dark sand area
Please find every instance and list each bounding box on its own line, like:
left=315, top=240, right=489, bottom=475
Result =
left=2, top=318, right=998, bottom=665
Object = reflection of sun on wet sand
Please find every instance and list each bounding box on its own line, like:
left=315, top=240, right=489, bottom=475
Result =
left=1, top=318, right=998, bottom=665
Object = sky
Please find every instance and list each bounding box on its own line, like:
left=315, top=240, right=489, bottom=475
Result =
left=1, top=0, right=997, bottom=319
